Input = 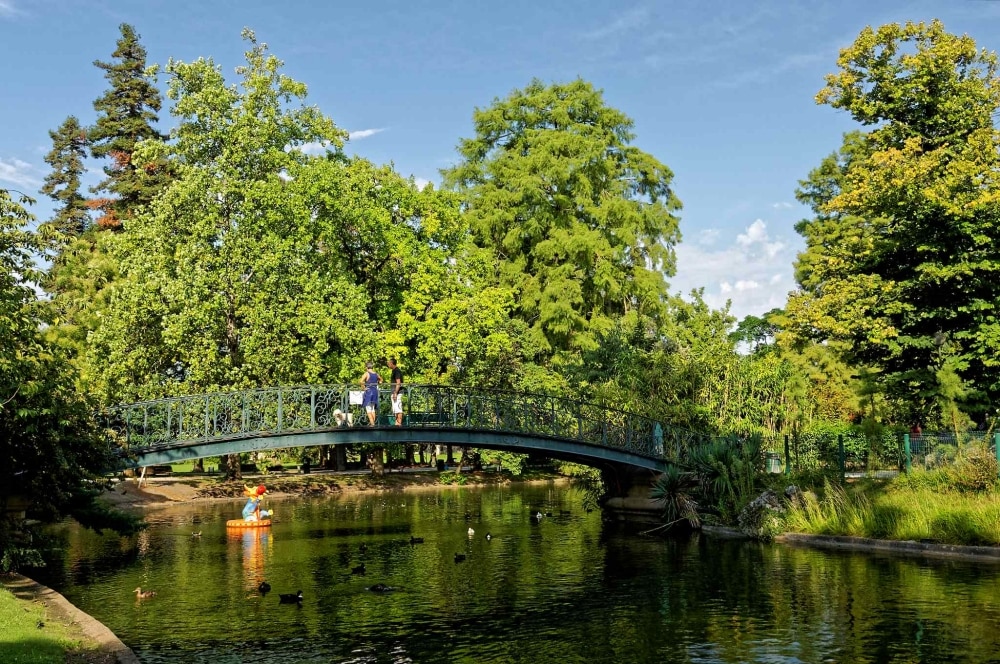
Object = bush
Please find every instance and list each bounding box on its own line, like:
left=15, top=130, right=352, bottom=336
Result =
left=438, top=471, right=467, bottom=486
left=737, top=490, right=786, bottom=541
left=949, top=445, right=998, bottom=493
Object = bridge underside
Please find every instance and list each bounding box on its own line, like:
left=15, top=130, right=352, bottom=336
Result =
left=126, top=427, right=667, bottom=473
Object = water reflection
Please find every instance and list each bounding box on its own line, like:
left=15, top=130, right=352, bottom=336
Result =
left=228, top=527, right=272, bottom=593
left=36, top=484, right=1000, bottom=663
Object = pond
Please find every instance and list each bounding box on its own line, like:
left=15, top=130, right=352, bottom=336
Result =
left=35, top=481, right=1000, bottom=663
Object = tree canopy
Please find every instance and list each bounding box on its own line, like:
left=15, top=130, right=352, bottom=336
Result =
left=89, top=23, right=170, bottom=229
left=785, top=19, right=1000, bottom=422
left=443, top=79, right=682, bottom=358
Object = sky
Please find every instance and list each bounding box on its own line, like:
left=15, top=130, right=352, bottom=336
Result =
left=3, top=0, right=1000, bottom=321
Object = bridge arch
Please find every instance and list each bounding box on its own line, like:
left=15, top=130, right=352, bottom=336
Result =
left=106, top=385, right=708, bottom=472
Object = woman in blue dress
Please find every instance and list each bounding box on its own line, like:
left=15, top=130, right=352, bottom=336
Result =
left=360, top=361, right=383, bottom=426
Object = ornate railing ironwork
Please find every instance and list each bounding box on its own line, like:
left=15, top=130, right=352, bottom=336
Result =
left=105, top=384, right=712, bottom=463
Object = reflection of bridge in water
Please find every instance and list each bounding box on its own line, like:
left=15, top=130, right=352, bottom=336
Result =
left=106, top=385, right=711, bottom=472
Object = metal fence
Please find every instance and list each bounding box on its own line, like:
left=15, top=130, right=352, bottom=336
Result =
left=763, top=429, right=1000, bottom=479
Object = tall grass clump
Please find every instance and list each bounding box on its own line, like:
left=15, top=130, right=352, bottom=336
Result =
left=785, top=474, right=1000, bottom=545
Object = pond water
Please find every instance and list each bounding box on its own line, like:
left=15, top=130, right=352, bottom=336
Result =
left=36, top=481, right=1000, bottom=663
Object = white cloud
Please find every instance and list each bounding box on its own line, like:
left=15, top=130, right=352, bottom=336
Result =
left=737, top=219, right=785, bottom=258
left=672, top=219, right=801, bottom=321
left=347, top=128, right=385, bottom=141
left=697, top=228, right=720, bottom=245
left=0, top=157, right=40, bottom=188
left=298, top=141, right=331, bottom=155
left=771, top=201, right=793, bottom=209
left=0, top=1, right=17, bottom=17
left=413, top=177, right=431, bottom=191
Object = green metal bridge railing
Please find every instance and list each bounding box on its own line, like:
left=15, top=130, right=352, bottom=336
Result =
left=105, top=384, right=708, bottom=462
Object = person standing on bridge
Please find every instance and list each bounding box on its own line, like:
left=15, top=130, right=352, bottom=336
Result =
left=360, top=361, right=383, bottom=426
left=388, top=357, right=403, bottom=426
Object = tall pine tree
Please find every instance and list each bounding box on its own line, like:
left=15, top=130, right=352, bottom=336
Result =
left=41, top=116, right=89, bottom=236
left=89, top=23, right=169, bottom=229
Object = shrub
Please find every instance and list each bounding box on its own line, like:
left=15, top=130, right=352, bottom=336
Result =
left=438, top=471, right=467, bottom=486
left=949, top=445, right=998, bottom=493
left=737, top=490, right=786, bottom=541
left=650, top=465, right=700, bottom=529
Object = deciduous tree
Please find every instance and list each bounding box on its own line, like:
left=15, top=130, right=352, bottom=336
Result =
left=443, top=79, right=682, bottom=358
left=786, top=20, right=1000, bottom=422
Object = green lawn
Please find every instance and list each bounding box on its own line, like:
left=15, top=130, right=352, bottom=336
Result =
left=0, top=587, right=80, bottom=664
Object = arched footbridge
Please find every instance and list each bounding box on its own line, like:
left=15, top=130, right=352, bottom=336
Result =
left=106, top=385, right=709, bottom=472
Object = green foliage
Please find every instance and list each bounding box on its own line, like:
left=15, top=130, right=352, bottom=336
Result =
left=649, top=465, right=700, bottom=528
left=787, top=20, right=1000, bottom=423
left=0, top=189, right=138, bottom=563
left=730, top=309, right=781, bottom=354
left=736, top=490, right=786, bottom=541
left=478, top=450, right=529, bottom=475
left=786, top=479, right=1000, bottom=545
left=681, top=435, right=764, bottom=523
left=443, top=79, right=681, bottom=357
left=89, top=23, right=171, bottom=229
left=948, top=445, right=998, bottom=493
left=40, top=116, right=89, bottom=236
left=438, top=471, right=467, bottom=486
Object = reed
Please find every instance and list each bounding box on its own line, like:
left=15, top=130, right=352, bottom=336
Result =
left=785, top=479, right=1000, bottom=545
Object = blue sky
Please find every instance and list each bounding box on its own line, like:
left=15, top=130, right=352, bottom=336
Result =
left=3, top=0, right=1000, bottom=321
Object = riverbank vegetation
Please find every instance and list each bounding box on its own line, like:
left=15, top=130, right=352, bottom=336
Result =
left=5, top=16, right=1000, bottom=571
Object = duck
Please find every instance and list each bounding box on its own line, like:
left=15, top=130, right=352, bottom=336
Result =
left=535, top=512, right=543, bottom=520
left=467, top=527, right=475, bottom=537
left=279, top=590, right=303, bottom=604
left=351, top=563, right=366, bottom=575
left=133, top=587, right=156, bottom=599
left=368, top=583, right=393, bottom=592
left=190, top=531, right=202, bottom=538
left=258, top=581, right=271, bottom=594
left=409, top=536, right=424, bottom=544
left=454, top=553, right=466, bottom=563
left=485, top=533, right=492, bottom=541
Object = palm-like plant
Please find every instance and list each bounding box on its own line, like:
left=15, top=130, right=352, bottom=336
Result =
left=649, top=464, right=700, bottom=529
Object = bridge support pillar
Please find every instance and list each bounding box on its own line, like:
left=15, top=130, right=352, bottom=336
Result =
left=600, top=466, right=662, bottom=526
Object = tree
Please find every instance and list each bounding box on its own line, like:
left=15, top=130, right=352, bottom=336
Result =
left=731, top=308, right=782, bottom=354
left=785, top=20, right=1000, bottom=421
left=89, top=23, right=170, bottom=229
left=442, top=79, right=682, bottom=358
left=86, top=32, right=478, bottom=478
left=0, top=189, right=138, bottom=569
left=40, top=116, right=89, bottom=236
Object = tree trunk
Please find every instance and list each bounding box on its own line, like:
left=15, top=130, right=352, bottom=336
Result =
left=334, top=445, right=347, bottom=471
left=418, top=445, right=426, bottom=465
left=446, top=445, right=454, bottom=464
left=224, top=454, right=242, bottom=480
left=405, top=444, right=415, bottom=466
left=192, top=458, right=204, bottom=473
left=371, top=447, right=385, bottom=477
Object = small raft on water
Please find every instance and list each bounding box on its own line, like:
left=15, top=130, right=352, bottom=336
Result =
left=226, top=519, right=272, bottom=528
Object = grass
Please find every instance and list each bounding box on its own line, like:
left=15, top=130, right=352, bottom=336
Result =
left=0, top=587, right=80, bottom=664
left=785, top=479, right=1000, bottom=545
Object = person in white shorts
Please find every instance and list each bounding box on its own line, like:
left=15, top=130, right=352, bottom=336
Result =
left=388, top=357, right=404, bottom=426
